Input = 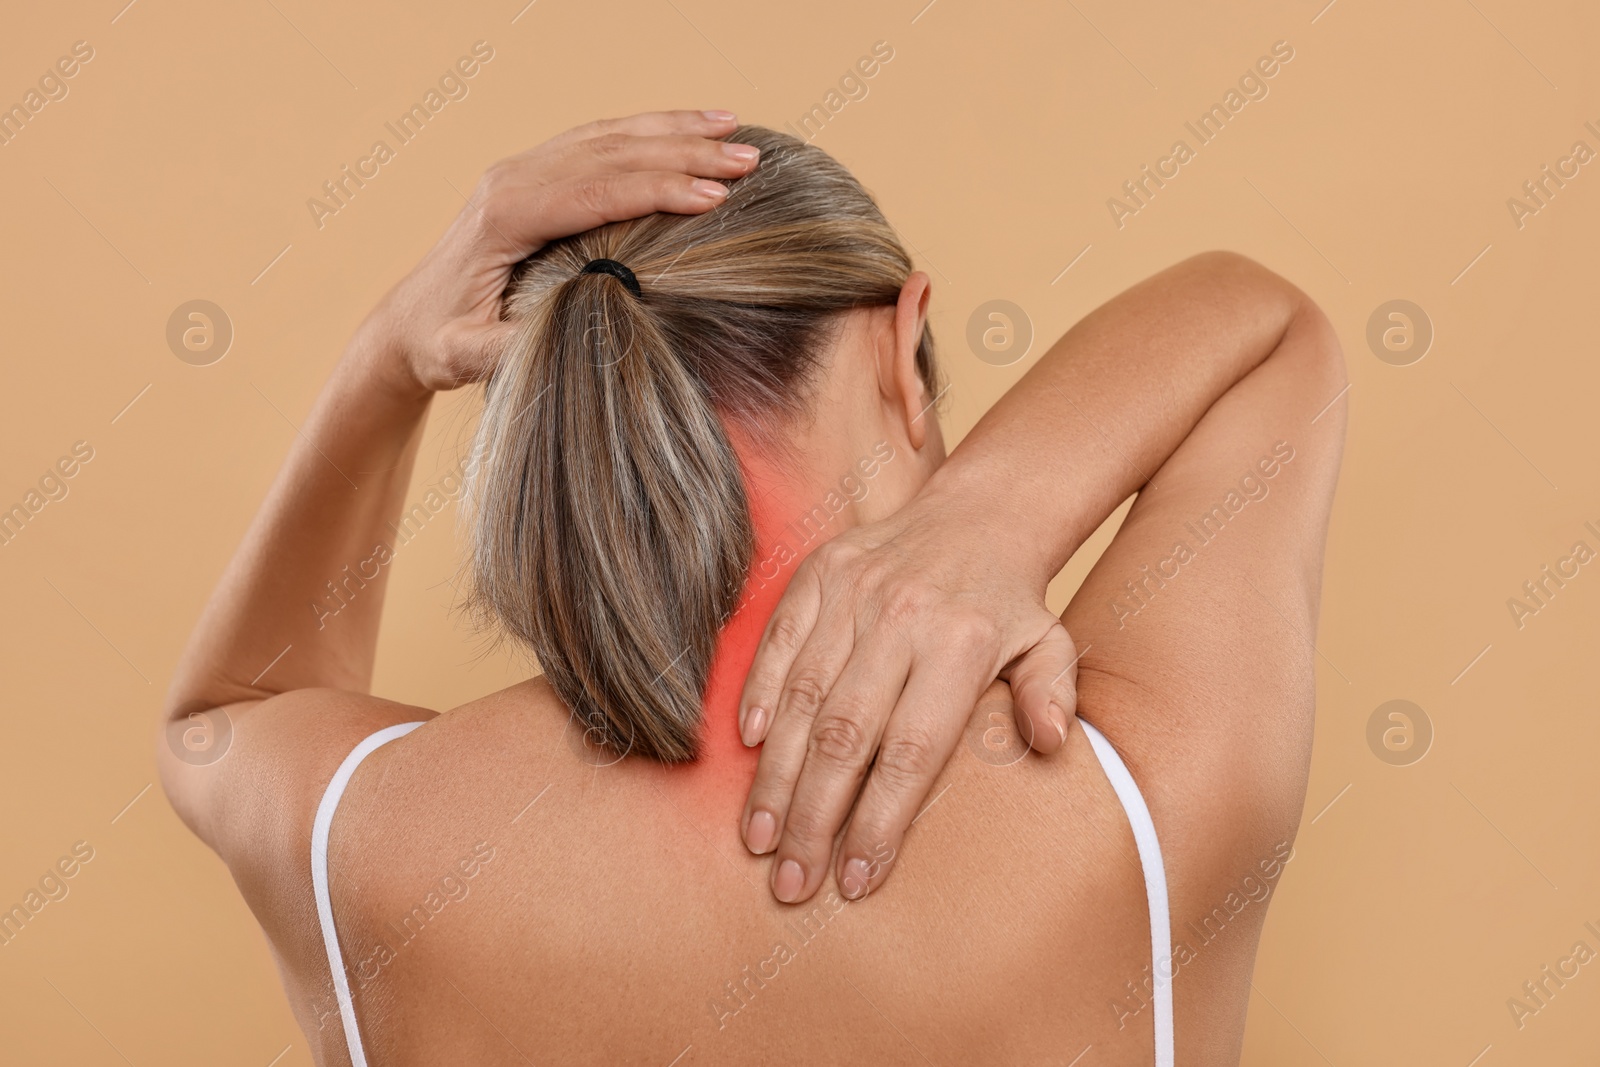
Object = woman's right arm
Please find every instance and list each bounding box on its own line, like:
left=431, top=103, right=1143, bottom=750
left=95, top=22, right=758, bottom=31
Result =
left=922, top=251, right=1331, bottom=594
left=738, top=251, right=1347, bottom=903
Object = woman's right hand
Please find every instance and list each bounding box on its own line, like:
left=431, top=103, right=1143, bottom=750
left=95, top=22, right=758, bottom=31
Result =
left=737, top=477, right=1081, bottom=904
left=358, top=109, right=761, bottom=396
left=735, top=252, right=1322, bottom=905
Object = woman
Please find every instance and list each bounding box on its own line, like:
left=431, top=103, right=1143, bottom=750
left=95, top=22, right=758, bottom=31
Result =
left=160, top=110, right=1345, bottom=1065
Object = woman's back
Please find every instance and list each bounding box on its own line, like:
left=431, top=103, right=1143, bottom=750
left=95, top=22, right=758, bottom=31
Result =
left=260, top=659, right=1306, bottom=1067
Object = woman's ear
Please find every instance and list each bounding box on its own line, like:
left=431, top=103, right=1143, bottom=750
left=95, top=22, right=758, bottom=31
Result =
left=883, top=271, right=934, bottom=449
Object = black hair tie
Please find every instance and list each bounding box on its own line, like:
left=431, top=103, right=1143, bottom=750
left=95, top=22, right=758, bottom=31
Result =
left=579, top=258, right=642, bottom=298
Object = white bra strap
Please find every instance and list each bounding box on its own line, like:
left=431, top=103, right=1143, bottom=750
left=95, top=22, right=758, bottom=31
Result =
left=311, top=721, right=426, bottom=1067
left=1080, top=718, right=1174, bottom=1067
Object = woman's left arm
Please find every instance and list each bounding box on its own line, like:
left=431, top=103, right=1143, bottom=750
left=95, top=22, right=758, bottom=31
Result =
left=164, top=334, right=431, bottom=720
left=159, top=110, right=756, bottom=850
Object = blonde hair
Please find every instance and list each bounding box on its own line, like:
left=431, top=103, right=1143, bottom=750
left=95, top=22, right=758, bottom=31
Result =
left=464, top=125, right=936, bottom=762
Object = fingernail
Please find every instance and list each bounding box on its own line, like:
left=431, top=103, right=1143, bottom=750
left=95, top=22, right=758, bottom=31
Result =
left=701, top=109, right=737, bottom=122
left=742, top=706, right=767, bottom=747
left=1049, top=702, right=1067, bottom=745
left=774, top=859, right=805, bottom=903
left=840, top=858, right=871, bottom=900
left=692, top=179, right=728, bottom=200
left=746, top=809, right=776, bottom=854
left=722, top=142, right=760, bottom=162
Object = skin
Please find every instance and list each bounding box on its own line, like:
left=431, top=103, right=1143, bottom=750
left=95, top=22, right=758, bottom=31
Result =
left=159, top=111, right=1346, bottom=1064
left=737, top=250, right=1342, bottom=903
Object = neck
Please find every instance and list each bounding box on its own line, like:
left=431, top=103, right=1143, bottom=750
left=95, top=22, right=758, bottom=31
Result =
left=692, top=435, right=905, bottom=778
left=697, top=467, right=839, bottom=764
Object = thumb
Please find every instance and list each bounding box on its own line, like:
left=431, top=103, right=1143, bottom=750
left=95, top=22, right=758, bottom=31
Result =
left=1004, top=618, right=1079, bottom=754
left=433, top=318, right=522, bottom=391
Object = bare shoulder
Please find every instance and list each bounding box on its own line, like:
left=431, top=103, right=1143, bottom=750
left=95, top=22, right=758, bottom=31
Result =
left=316, top=676, right=582, bottom=869
left=1048, top=284, right=1344, bottom=1058
left=172, top=681, right=568, bottom=944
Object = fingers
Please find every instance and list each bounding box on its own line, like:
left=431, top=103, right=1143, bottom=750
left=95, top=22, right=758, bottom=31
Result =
left=738, top=565, right=825, bottom=746
left=1003, top=617, right=1079, bottom=755
left=834, top=661, right=978, bottom=900
left=466, top=110, right=756, bottom=254
left=479, top=170, right=731, bottom=251
left=568, top=132, right=760, bottom=182
left=544, top=108, right=739, bottom=150
left=739, top=588, right=862, bottom=855
left=761, top=634, right=914, bottom=904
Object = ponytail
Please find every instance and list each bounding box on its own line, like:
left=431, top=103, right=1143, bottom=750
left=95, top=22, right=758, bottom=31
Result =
left=470, top=268, right=751, bottom=761
left=465, top=125, right=938, bottom=761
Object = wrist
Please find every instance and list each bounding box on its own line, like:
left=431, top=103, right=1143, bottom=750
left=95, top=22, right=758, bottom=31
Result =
left=915, top=455, right=1065, bottom=592
left=343, top=317, right=435, bottom=407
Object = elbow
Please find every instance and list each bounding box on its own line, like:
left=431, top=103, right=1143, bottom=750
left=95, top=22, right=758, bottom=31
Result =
left=1190, top=250, right=1347, bottom=409
left=1181, top=248, right=1280, bottom=282
left=1296, top=295, right=1347, bottom=389
left=1182, top=249, right=1304, bottom=311
left=1282, top=288, right=1348, bottom=436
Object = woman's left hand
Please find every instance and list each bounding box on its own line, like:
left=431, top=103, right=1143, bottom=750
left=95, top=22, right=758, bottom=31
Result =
left=357, top=109, right=756, bottom=396
left=737, top=480, right=1080, bottom=904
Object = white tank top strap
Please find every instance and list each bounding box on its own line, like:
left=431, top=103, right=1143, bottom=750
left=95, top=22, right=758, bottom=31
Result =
left=311, top=720, right=427, bottom=1067
left=1080, top=717, right=1175, bottom=1067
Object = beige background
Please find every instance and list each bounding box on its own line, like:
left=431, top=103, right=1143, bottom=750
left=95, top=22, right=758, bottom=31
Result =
left=2, top=0, right=1597, bottom=1062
